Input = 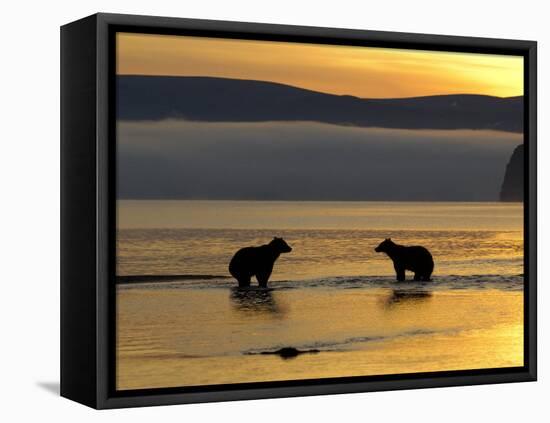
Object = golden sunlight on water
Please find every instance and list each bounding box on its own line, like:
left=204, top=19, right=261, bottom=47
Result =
left=116, top=287, right=523, bottom=389
left=117, top=201, right=523, bottom=279
left=117, top=200, right=523, bottom=231
left=116, top=201, right=524, bottom=390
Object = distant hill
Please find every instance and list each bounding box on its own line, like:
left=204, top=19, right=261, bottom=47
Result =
left=500, top=144, right=524, bottom=201
left=117, top=75, right=523, bottom=132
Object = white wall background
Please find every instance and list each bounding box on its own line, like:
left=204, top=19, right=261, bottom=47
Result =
left=1, top=0, right=546, bottom=421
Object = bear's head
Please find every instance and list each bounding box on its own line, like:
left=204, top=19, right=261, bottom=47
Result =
left=270, top=237, right=292, bottom=253
left=375, top=238, right=395, bottom=253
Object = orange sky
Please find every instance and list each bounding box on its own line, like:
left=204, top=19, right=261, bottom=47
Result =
left=117, top=32, right=523, bottom=99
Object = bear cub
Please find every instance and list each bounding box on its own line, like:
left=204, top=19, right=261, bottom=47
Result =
left=229, top=237, right=292, bottom=288
left=375, top=238, right=433, bottom=281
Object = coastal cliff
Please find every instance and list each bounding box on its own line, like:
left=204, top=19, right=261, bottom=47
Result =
left=500, top=144, right=524, bottom=202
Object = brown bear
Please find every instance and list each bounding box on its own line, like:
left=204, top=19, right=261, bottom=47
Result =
left=375, top=238, right=433, bottom=281
left=229, top=237, right=292, bottom=288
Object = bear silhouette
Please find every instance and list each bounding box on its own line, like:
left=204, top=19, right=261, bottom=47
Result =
left=375, top=238, right=433, bottom=281
left=229, top=237, right=292, bottom=288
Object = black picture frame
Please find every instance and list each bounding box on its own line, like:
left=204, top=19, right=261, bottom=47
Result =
left=60, top=12, right=537, bottom=409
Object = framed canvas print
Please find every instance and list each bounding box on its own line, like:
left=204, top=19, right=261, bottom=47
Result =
left=60, top=13, right=537, bottom=409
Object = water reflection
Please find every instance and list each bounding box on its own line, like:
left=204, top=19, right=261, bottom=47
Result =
left=384, top=289, right=433, bottom=308
left=229, top=288, right=284, bottom=316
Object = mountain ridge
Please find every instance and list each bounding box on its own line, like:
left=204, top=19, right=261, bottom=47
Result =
left=117, top=75, right=523, bottom=132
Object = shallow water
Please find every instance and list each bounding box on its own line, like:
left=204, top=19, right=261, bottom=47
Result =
left=117, top=286, right=523, bottom=389
left=117, top=201, right=523, bottom=279
left=116, top=200, right=524, bottom=390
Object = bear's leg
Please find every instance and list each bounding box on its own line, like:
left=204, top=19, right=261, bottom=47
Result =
left=394, top=265, right=406, bottom=282
left=413, top=273, right=422, bottom=281
left=237, top=275, right=251, bottom=288
left=256, top=270, right=272, bottom=288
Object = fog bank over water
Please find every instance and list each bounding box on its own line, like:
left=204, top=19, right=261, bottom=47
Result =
left=117, top=120, right=522, bottom=201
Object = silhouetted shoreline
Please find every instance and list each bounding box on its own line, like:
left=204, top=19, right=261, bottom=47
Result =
left=116, top=274, right=524, bottom=291
left=116, top=274, right=230, bottom=284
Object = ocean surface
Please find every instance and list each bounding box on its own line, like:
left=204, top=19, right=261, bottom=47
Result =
left=116, top=200, right=524, bottom=389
